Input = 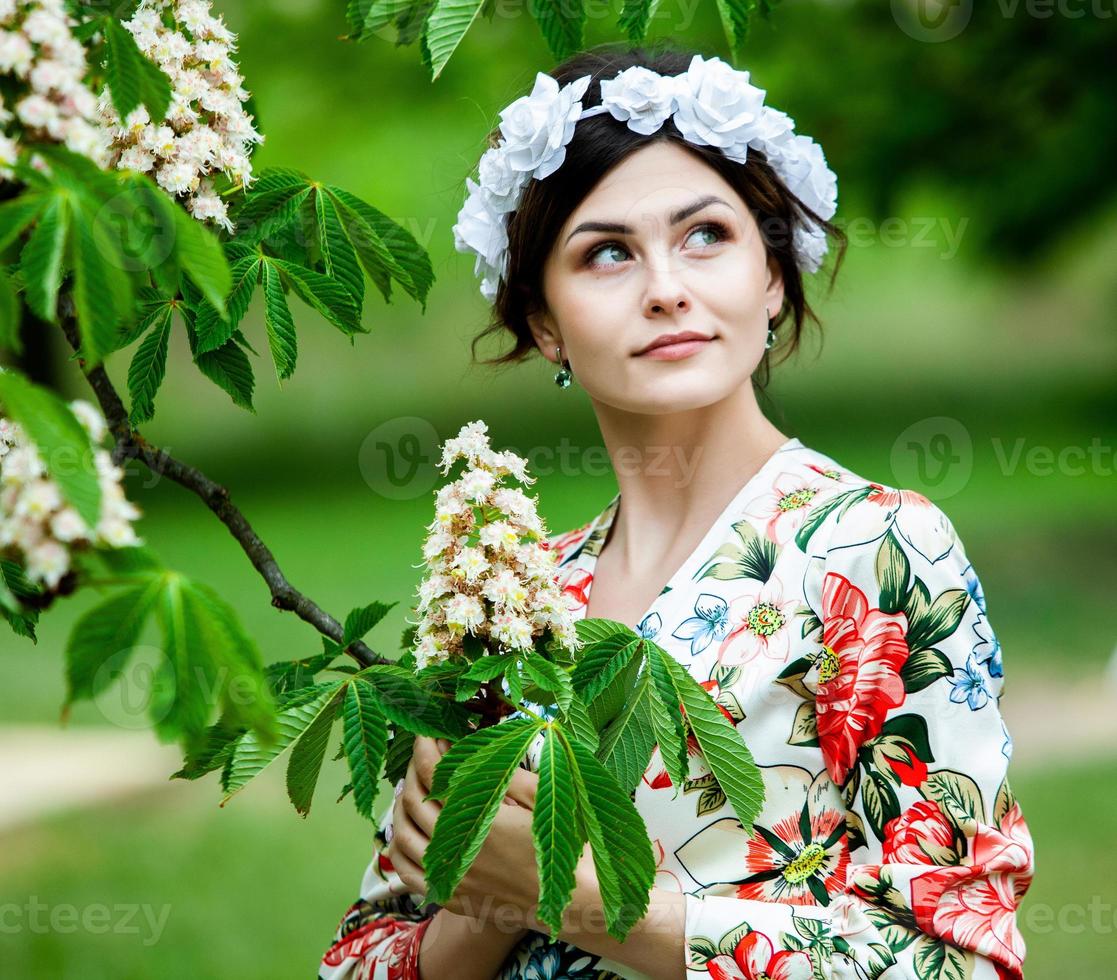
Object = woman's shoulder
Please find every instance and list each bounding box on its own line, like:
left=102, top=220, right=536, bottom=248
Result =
left=789, top=441, right=969, bottom=570
left=543, top=494, right=617, bottom=567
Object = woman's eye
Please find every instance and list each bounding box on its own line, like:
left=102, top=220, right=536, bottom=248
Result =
left=685, top=222, right=728, bottom=248
left=586, top=242, right=628, bottom=267
left=584, top=222, right=728, bottom=269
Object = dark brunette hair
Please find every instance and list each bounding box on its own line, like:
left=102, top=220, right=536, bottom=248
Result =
left=469, top=41, right=847, bottom=392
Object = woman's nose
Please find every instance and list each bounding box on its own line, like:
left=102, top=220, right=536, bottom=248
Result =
left=643, top=264, right=691, bottom=316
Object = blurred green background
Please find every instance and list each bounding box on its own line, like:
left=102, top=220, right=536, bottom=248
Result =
left=1, top=0, right=1115, bottom=977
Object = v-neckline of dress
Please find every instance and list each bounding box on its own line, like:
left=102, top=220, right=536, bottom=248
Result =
left=574, top=436, right=804, bottom=634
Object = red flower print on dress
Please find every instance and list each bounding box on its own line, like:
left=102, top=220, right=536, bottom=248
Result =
left=909, top=802, right=1034, bottom=979
left=559, top=568, right=592, bottom=611
left=744, top=470, right=832, bottom=546
left=548, top=522, right=594, bottom=561
left=881, top=799, right=964, bottom=866
left=705, top=929, right=813, bottom=980
left=846, top=484, right=957, bottom=565
left=651, top=837, right=684, bottom=891
left=321, top=915, right=433, bottom=980
left=815, top=571, right=910, bottom=785
left=676, top=767, right=848, bottom=908
left=716, top=574, right=799, bottom=667
left=881, top=740, right=927, bottom=786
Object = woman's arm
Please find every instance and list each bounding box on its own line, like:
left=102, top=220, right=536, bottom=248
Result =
left=523, top=858, right=688, bottom=980
left=321, top=737, right=531, bottom=980
left=417, top=906, right=530, bottom=980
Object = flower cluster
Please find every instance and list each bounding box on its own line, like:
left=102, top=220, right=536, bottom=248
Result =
left=453, top=54, right=838, bottom=301
left=0, top=400, right=142, bottom=590
left=97, top=0, right=264, bottom=232
left=409, top=420, right=581, bottom=671
left=0, top=0, right=110, bottom=180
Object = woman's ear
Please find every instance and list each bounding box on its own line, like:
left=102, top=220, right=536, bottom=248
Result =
left=764, top=254, right=786, bottom=318
left=526, top=307, right=562, bottom=362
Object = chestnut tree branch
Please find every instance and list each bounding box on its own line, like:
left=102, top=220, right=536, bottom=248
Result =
left=59, top=313, right=389, bottom=669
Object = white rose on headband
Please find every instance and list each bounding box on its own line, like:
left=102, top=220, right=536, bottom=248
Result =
left=452, top=177, right=509, bottom=278
left=748, top=105, right=797, bottom=148
left=477, top=146, right=528, bottom=213
left=498, top=71, right=592, bottom=180
left=769, top=133, right=838, bottom=222
left=794, top=223, right=829, bottom=274
left=599, top=65, right=678, bottom=136
left=672, top=53, right=767, bottom=164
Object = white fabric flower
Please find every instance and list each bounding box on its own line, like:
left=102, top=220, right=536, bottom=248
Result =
left=476, top=146, right=527, bottom=214
left=599, top=65, right=678, bottom=136
left=451, top=177, right=508, bottom=286
left=497, top=72, right=591, bottom=180
left=671, top=54, right=767, bottom=165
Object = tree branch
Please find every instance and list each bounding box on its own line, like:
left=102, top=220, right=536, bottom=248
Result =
left=59, top=313, right=389, bottom=669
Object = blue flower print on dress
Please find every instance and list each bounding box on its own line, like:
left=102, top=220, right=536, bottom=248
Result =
left=949, top=652, right=991, bottom=710
left=670, top=593, right=730, bottom=657
left=963, top=562, right=987, bottom=615
left=637, top=610, right=662, bottom=640
left=495, top=932, right=608, bottom=980
left=972, top=615, right=1003, bottom=678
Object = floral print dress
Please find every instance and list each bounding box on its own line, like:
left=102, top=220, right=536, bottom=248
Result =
left=320, top=436, right=1035, bottom=980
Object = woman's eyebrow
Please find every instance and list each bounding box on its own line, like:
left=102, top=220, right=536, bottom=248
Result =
left=564, top=194, right=730, bottom=245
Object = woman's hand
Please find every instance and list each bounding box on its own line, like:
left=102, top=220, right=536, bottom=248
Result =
left=386, top=733, right=542, bottom=926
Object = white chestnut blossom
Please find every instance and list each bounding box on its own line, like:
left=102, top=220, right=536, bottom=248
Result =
left=409, top=419, right=581, bottom=670
left=0, top=0, right=110, bottom=180
left=97, top=0, right=264, bottom=233
left=0, top=399, right=142, bottom=590
left=453, top=53, right=840, bottom=300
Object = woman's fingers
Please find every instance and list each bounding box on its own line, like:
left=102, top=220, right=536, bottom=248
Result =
left=402, top=756, right=443, bottom=837
left=412, top=735, right=443, bottom=791
left=386, top=826, right=427, bottom=895
left=392, top=789, right=432, bottom=861
left=503, top=765, right=539, bottom=809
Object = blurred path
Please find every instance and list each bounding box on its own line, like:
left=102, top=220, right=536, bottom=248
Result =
left=0, top=725, right=183, bottom=833
left=1, top=670, right=1114, bottom=832
left=1001, top=668, right=1117, bottom=770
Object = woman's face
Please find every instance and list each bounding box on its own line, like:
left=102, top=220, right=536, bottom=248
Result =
left=527, top=140, right=785, bottom=415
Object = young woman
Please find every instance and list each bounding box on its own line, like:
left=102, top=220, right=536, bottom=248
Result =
left=320, top=43, right=1034, bottom=980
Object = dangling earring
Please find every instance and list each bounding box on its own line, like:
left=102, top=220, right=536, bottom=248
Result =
left=764, top=307, right=777, bottom=350
left=553, top=345, right=573, bottom=388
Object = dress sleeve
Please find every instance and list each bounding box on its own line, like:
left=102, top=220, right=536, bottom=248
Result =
left=319, top=777, right=437, bottom=980
left=683, top=492, right=1035, bottom=980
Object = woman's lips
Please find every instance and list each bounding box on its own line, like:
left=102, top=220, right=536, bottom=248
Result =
left=637, top=337, right=715, bottom=361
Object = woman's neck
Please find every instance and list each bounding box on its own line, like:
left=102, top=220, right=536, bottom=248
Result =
left=589, top=384, right=790, bottom=571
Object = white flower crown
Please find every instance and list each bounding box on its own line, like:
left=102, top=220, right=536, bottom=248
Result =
left=452, top=53, right=839, bottom=303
